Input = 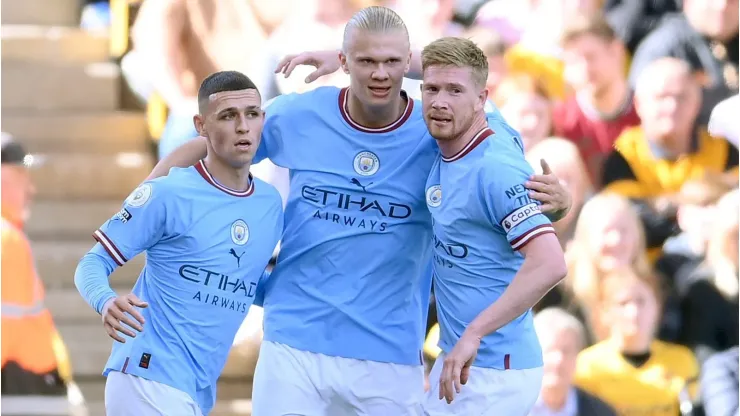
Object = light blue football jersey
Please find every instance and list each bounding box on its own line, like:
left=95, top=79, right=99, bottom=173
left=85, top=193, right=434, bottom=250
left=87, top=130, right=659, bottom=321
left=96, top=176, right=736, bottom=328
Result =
left=93, top=161, right=283, bottom=414
left=425, top=121, right=555, bottom=370
left=255, top=87, right=438, bottom=365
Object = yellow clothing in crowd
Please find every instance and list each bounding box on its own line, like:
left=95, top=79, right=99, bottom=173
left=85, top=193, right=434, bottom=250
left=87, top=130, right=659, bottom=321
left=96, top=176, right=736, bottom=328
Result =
left=576, top=340, right=699, bottom=416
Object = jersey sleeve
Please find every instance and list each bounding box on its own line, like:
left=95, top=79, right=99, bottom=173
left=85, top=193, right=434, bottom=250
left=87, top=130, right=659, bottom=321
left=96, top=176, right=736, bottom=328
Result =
left=480, top=150, right=555, bottom=251
left=255, top=93, right=299, bottom=166
left=92, top=180, right=169, bottom=266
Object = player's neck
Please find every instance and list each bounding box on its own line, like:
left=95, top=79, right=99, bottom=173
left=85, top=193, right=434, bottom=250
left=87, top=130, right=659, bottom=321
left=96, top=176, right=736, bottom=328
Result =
left=437, top=115, right=489, bottom=159
left=346, top=89, right=406, bottom=128
left=588, top=79, right=629, bottom=116
left=203, top=155, right=251, bottom=192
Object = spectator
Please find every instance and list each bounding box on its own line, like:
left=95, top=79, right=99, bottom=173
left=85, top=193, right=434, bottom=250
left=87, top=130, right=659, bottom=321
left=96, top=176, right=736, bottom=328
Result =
left=465, top=26, right=509, bottom=95
left=263, top=0, right=359, bottom=96
left=1, top=135, right=84, bottom=415
left=526, top=138, right=593, bottom=248
left=603, top=58, right=738, bottom=260
left=554, top=13, right=640, bottom=188
left=701, top=346, right=740, bottom=416
left=628, top=0, right=739, bottom=121
left=575, top=268, right=700, bottom=416
left=603, top=0, right=681, bottom=53
left=675, top=189, right=739, bottom=364
left=530, top=307, right=617, bottom=416
left=497, top=0, right=603, bottom=101
left=658, top=176, right=733, bottom=278
left=494, top=74, right=553, bottom=152
left=561, top=193, right=652, bottom=342
left=473, top=0, right=535, bottom=46
left=123, top=0, right=292, bottom=159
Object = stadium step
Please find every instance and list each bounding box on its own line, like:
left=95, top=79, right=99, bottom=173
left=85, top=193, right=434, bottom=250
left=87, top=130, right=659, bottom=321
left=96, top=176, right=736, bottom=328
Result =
left=28, top=200, right=122, bottom=240
left=1, top=61, right=120, bottom=111
left=1, top=0, right=81, bottom=27
left=2, top=25, right=109, bottom=64
left=58, top=322, right=262, bottom=379
left=3, top=111, right=149, bottom=154
left=34, top=240, right=144, bottom=290
left=29, top=152, right=153, bottom=200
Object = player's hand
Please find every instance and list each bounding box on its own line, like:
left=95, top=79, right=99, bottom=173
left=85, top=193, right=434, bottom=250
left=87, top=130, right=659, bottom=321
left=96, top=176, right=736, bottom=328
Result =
left=439, top=331, right=480, bottom=404
left=525, top=159, right=572, bottom=220
left=101, top=293, right=148, bottom=343
left=274, top=50, right=342, bottom=84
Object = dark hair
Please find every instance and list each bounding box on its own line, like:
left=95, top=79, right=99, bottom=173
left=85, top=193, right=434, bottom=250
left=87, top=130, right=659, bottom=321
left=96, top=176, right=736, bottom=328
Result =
left=197, top=71, right=259, bottom=113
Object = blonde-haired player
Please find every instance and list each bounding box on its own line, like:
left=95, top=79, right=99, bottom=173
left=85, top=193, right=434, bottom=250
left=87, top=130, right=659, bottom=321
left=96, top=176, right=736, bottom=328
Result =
left=419, top=37, right=567, bottom=415
left=149, top=7, right=572, bottom=415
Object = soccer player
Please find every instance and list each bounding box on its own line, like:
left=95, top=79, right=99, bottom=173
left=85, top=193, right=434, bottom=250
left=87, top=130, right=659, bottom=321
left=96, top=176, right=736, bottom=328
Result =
left=147, top=7, right=571, bottom=415
left=418, top=37, right=568, bottom=415
left=74, top=71, right=284, bottom=416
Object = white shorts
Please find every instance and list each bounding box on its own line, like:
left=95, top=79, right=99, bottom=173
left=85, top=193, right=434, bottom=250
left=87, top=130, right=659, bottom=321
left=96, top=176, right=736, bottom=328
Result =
left=423, top=353, right=543, bottom=416
left=105, top=371, right=203, bottom=416
left=252, top=340, right=425, bottom=416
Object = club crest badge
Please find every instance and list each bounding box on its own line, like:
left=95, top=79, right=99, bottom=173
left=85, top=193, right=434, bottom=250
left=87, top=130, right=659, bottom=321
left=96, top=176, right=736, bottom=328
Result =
left=231, top=220, right=249, bottom=245
left=353, top=151, right=380, bottom=176
left=426, top=185, right=442, bottom=208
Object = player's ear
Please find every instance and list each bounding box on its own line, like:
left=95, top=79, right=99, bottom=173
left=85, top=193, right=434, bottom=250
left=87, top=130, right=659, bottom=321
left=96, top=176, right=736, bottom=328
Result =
left=405, top=50, right=412, bottom=74
left=479, top=87, right=488, bottom=108
left=339, top=51, right=350, bottom=75
left=193, top=114, right=207, bottom=138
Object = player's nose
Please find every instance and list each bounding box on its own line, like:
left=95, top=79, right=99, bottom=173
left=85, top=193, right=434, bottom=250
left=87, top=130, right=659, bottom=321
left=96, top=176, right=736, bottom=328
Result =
left=371, top=67, right=389, bottom=80
left=431, top=101, right=448, bottom=110
left=235, top=116, right=249, bottom=133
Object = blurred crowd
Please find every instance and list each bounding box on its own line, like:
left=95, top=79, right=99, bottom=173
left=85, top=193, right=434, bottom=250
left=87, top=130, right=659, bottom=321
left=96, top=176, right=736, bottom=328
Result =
left=5, top=0, right=738, bottom=415
left=115, top=1, right=739, bottom=415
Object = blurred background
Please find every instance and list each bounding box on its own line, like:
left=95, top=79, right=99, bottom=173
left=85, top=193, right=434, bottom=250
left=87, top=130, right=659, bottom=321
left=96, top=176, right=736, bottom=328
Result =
left=0, top=0, right=737, bottom=415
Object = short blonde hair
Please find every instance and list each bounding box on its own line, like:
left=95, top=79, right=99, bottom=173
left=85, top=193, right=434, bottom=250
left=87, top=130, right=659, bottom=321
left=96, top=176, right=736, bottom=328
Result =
left=534, top=307, right=587, bottom=350
left=343, top=6, right=409, bottom=52
left=421, top=37, right=489, bottom=88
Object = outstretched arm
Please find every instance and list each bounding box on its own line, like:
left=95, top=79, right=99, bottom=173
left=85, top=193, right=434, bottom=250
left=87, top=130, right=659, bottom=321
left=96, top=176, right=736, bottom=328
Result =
left=147, top=137, right=207, bottom=180
left=274, top=48, right=424, bottom=83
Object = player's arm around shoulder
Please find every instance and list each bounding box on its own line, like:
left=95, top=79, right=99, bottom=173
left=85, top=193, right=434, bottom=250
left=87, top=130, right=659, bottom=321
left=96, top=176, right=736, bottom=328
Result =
left=491, top=123, right=573, bottom=221
left=466, top=156, right=567, bottom=333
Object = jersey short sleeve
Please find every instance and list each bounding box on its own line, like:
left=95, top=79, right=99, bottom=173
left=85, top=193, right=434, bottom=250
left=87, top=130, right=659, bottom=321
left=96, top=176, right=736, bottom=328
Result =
left=480, top=142, right=555, bottom=251
left=254, top=93, right=298, bottom=166
left=93, top=180, right=169, bottom=266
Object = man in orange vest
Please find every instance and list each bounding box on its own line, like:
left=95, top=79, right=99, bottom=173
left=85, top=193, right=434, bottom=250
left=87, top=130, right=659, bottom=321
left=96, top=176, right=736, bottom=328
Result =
left=1, top=134, right=83, bottom=414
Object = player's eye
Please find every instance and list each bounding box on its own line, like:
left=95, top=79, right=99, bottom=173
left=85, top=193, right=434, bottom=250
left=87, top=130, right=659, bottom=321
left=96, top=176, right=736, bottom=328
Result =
left=246, top=111, right=260, bottom=118
left=221, top=113, right=236, bottom=120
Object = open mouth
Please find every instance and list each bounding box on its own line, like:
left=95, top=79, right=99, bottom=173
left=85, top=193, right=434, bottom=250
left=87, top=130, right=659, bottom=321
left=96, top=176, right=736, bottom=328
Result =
left=430, top=115, right=452, bottom=124
left=368, top=86, right=391, bottom=96
left=235, top=139, right=252, bottom=150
